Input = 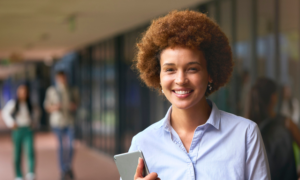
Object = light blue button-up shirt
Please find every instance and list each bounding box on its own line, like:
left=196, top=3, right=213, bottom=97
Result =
left=128, top=100, right=271, bottom=180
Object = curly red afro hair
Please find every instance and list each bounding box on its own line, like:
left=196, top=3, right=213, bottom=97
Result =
left=135, top=10, right=233, bottom=96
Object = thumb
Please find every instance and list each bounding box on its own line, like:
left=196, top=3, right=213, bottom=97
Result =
left=144, top=172, right=158, bottom=180
left=134, top=158, right=144, bottom=179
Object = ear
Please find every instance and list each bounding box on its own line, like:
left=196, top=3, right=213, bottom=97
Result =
left=208, top=76, right=213, bottom=83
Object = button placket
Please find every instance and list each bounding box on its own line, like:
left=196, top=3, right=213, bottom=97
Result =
left=195, top=125, right=209, bottom=164
left=188, top=161, right=195, bottom=180
left=189, top=127, right=204, bottom=164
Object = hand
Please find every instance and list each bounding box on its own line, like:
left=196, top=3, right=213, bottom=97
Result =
left=53, top=104, right=61, bottom=111
left=11, top=123, right=18, bottom=130
left=30, top=122, right=37, bottom=130
left=50, top=104, right=61, bottom=112
left=46, top=104, right=61, bottom=113
left=134, top=158, right=160, bottom=180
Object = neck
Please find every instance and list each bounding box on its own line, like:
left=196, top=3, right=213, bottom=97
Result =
left=170, top=98, right=212, bottom=133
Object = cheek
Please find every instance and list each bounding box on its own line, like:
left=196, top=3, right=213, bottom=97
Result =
left=190, top=74, right=208, bottom=88
left=160, top=74, right=174, bottom=88
left=22, top=91, right=27, bottom=96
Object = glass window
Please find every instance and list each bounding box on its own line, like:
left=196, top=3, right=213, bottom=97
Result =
left=257, top=0, right=276, bottom=79
left=235, top=0, right=252, bottom=116
left=91, top=45, right=102, bottom=150
left=279, top=0, right=300, bottom=108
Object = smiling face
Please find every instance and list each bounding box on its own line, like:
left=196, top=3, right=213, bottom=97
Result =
left=160, top=47, right=212, bottom=110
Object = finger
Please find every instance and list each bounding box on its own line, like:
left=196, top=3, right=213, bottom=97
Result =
left=134, top=158, right=144, bottom=179
left=144, top=172, right=158, bottom=180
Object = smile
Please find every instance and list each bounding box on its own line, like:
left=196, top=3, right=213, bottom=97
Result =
left=172, top=89, right=194, bottom=98
left=174, top=90, right=192, bottom=95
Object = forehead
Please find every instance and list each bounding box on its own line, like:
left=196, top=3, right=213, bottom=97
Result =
left=160, top=47, right=206, bottom=65
left=18, top=85, right=27, bottom=90
left=56, top=74, right=66, bottom=78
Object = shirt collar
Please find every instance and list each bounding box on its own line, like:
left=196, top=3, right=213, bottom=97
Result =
left=156, top=99, right=221, bottom=131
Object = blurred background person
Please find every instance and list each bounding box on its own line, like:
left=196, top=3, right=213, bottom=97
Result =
left=279, top=83, right=300, bottom=175
left=279, top=84, right=300, bottom=126
left=247, top=78, right=300, bottom=180
left=2, top=82, right=36, bottom=180
left=44, top=71, right=79, bottom=180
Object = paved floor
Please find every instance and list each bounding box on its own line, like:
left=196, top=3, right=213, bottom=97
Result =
left=0, top=132, right=120, bottom=180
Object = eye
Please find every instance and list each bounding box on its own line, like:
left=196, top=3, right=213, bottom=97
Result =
left=166, top=68, right=174, bottom=72
left=188, top=68, right=198, bottom=71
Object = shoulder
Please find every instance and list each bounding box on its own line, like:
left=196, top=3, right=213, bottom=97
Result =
left=5, top=99, right=16, bottom=108
left=220, top=110, right=257, bottom=128
left=46, top=86, right=57, bottom=94
left=131, top=119, right=164, bottom=145
left=3, top=99, right=16, bottom=111
left=47, top=86, right=56, bottom=91
left=219, top=110, right=259, bottom=137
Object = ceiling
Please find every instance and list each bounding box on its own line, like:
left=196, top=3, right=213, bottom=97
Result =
left=0, top=0, right=209, bottom=60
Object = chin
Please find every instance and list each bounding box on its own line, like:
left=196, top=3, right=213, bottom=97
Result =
left=172, top=101, right=197, bottom=110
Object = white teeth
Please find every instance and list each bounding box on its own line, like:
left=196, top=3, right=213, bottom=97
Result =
left=174, top=91, right=191, bottom=95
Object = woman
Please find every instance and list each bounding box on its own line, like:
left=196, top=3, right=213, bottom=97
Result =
left=248, top=78, right=300, bottom=180
left=2, top=83, right=35, bottom=180
left=130, top=10, right=270, bottom=180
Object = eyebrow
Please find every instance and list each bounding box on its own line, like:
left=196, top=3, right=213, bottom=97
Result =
left=187, top=62, right=201, bottom=65
left=162, top=63, right=175, bottom=66
left=162, top=62, right=201, bottom=66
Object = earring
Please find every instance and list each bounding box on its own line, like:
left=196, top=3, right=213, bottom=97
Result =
left=162, top=89, right=164, bottom=93
left=208, top=83, right=212, bottom=91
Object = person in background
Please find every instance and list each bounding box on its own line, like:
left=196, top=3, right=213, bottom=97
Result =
left=2, top=83, right=36, bottom=180
left=280, top=84, right=300, bottom=125
left=279, top=83, right=300, bottom=177
left=247, top=78, right=300, bottom=180
left=44, top=71, right=79, bottom=180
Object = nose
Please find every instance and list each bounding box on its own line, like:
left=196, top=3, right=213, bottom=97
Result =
left=175, top=70, right=187, bottom=85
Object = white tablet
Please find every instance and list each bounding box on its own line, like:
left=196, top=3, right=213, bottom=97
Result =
left=114, top=150, right=150, bottom=180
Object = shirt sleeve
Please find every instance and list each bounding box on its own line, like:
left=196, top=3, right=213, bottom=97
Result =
left=43, top=88, right=51, bottom=109
left=2, top=100, right=16, bottom=128
left=245, top=124, right=271, bottom=180
left=129, top=135, right=139, bottom=152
